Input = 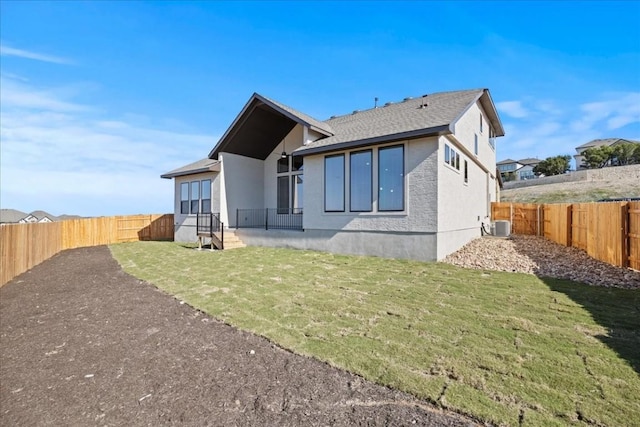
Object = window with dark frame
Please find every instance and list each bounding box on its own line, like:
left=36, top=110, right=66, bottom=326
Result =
left=277, top=156, right=289, bottom=173
left=464, top=160, right=468, bottom=183
left=180, top=182, right=189, bottom=214
left=277, top=176, right=289, bottom=214
left=190, top=181, right=200, bottom=214
left=324, top=154, right=345, bottom=212
left=201, top=179, right=211, bottom=213
left=378, top=145, right=404, bottom=211
left=350, top=150, right=373, bottom=212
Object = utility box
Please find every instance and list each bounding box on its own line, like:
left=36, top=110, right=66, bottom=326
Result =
left=493, top=220, right=511, bottom=237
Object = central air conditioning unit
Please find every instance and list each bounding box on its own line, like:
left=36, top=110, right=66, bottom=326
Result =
left=492, top=220, right=511, bottom=237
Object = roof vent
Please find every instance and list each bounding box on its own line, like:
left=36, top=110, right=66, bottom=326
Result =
left=403, top=97, right=412, bottom=102
left=384, top=102, right=393, bottom=107
left=352, top=110, right=359, bottom=115
left=419, top=95, right=428, bottom=109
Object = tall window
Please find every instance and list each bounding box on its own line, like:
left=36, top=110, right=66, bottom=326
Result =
left=277, top=176, right=289, bottom=214
left=180, top=183, right=189, bottom=214
left=325, top=154, right=345, bottom=212
left=201, top=179, right=211, bottom=213
left=480, top=114, right=483, bottom=133
left=277, top=156, right=303, bottom=214
left=350, top=150, right=372, bottom=212
left=474, top=134, right=479, bottom=155
left=378, top=145, right=404, bottom=211
left=190, top=181, right=200, bottom=214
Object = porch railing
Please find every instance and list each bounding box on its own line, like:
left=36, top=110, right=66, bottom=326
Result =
left=236, top=208, right=303, bottom=231
left=196, top=212, right=224, bottom=249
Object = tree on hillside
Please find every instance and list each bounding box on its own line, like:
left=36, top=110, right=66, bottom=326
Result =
left=582, top=146, right=613, bottom=168
left=611, top=142, right=638, bottom=166
left=633, top=144, right=640, bottom=164
left=533, top=155, right=571, bottom=176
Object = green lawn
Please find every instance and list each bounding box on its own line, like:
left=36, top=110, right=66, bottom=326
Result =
left=110, top=242, right=640, bottom=426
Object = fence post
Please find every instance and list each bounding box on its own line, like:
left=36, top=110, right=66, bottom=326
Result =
left=510, top=204, right=513, bottom=230
left=265, top=209, right=269, bottom=231
left=567, top=204, right=573, bottom=247
left=235, top=209, right=239, bottom=230
left=622, top=202, right=629, bottom=268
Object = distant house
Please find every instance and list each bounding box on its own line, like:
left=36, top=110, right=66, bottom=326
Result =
left=574, top=138, right=640, bottom=169
left=497, top=158, right=541, bottom=181
left=0, top=209, right=72, bottom=225
left=0, top=209, right=28, bottom=224
left=19, top=210, right=57, bottom=224
left=162, top=88, right=505, bottom=261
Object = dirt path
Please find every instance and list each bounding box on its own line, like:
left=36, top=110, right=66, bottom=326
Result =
left=1, top=246, right=478, bottom=426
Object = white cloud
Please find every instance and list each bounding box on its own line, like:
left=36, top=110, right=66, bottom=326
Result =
left=496, top=101, right=529, bottom=119
left=0, top=76, right=217, bottom=216
left=0, top=44, right=72, bottom=65
left=570, top=92, right=640, bottom=133
left=496, top=92, right=640, bottom=168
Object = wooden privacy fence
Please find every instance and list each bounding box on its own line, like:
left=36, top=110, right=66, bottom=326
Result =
left=492, top=202, right=639, bottom=270
left=1, top=214, right=174, bottom=286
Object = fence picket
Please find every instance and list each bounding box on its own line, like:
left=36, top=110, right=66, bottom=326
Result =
left=492, top=202, right=637, bottom=270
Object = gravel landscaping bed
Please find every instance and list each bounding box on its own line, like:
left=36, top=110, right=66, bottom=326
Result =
left=443, top=235, right=640, bottom=289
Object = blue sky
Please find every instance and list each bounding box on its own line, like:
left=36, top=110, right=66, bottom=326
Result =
left=1, top=1, right=639, bottom=217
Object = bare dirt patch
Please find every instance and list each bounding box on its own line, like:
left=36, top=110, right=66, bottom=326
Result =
left=1, top=246, right=479, bottom=426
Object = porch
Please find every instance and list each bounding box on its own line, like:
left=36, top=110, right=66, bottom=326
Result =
left=235, top=208, right=303, bottom=231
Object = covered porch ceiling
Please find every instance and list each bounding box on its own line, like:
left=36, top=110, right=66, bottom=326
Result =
left=208, top=94, right=333, bottom=161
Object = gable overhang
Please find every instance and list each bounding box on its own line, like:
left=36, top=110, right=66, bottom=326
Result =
left=160, top=161, right=221, bottom=179
left=208, top=93, right=333, bottom=161
left=451, top=89, right=505, bottom=138
left=294, top=125, right=451, bottom=157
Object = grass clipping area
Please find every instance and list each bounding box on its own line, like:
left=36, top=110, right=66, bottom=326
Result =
left=110, top=242, right=640, bottom=426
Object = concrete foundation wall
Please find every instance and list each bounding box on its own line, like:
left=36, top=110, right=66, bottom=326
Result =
left=235, top=228, right=438, bottom=261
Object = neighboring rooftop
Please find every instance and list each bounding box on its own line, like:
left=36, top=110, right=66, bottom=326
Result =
left=576, top=138, right=640, bottom=150
left=0, top=209, right=28, bottom=224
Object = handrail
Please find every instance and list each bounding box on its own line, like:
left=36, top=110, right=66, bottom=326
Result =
left=236, top=208, right=302, bottom=230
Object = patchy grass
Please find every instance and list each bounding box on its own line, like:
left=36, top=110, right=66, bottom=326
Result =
left=110, top=242, right=640, bottom=426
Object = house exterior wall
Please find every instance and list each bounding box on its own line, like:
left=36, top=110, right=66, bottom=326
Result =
left=436, top=102, right=497, bottom=259
left=219, top=152, right=264, bottom=227
left=173, top=171, right=220, bottom=242
left=303, top=137, right=439, bottom=233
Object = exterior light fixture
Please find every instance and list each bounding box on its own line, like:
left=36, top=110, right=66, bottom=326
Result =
left=281, top=140, right=287, bottom=158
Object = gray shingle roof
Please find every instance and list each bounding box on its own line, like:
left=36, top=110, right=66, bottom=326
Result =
left=497, top=158, right=518, bottom=165
left=576, top=138, right=640, bottom=150
left=29, top=210, right=57, bottom=221
left=295, top=89, right=499, bottom=155
left=161, top=158, right=220, bottom=179
left=257, top=94, right=334, bottom=136
left=518, top=158, right=541, bottom=165
left=0, top=209, right=27, bottom=223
